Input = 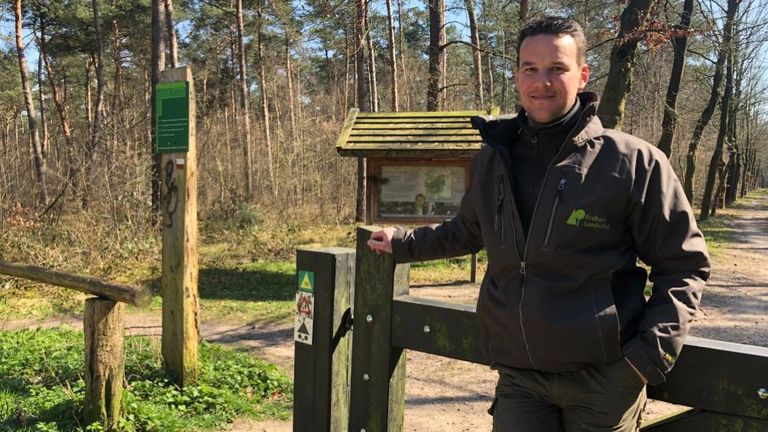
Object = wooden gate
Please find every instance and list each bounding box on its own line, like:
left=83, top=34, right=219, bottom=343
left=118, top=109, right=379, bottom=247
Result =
left=293, top=227, right=768, bottom=431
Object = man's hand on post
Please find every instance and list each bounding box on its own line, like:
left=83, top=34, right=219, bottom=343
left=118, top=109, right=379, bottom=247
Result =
left=367, top=227, right=396, bottom=255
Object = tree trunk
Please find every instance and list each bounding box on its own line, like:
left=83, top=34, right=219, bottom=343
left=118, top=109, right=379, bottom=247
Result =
left=83, top=0, right=106, bottom=209
left=682, top=0, right=736, bottom=202
left=285, top=35, right=297, bottom=141
left=397, top=0, right=410, bottom=110
left=355, top=0, right=369, bottom=222
left=597, top=0, right=657, bottom=129
left=365, top=10, right=379, bottom=112
left=256, top=1, right=276, bottom=198
left=500, top=30, right=508, bottom=113
left=111, top=12, right=123, bottom=114
left=657, top=0, right=692, bottom=157
left=151, top=0, right=165, bottom=219
left=44, top=32, right=79, bottom=195
left=14, top=0, right=48, bottom=206
left=465, top=0, right=483, bottom=108
left=427, top=0, right=445, bottom=111
left=236, top=0, right=254, bottom=199
left=386, top=0, right=399, bottom=111
left=725, top=59, right=741, bottom=205
left=36, top=42, right=48, bottom=162
left=700, top=1, right=738, bottom=221
left=355, top=0, right=369, bottom=111
left=164, top=0, right=179, bottom=68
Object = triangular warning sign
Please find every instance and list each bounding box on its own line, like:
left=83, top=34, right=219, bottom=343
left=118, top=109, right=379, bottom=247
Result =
left=301, top=274, right=312, bottom=290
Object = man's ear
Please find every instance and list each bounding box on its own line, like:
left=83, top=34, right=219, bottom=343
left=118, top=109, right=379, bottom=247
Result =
left=579, top=63, right=590, bottom=90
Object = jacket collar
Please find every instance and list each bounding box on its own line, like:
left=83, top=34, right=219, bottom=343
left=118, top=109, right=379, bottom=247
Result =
left=471, top=92, right=604, bottom=152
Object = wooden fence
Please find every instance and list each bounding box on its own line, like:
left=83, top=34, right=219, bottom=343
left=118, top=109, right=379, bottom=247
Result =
left=293, top=227, right=768, bottom=431
left=0, top=260, right=152, bottom=430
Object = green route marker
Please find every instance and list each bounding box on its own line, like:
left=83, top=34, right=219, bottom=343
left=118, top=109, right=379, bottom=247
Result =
left=298, top=271, right=315, bottom=293
left=156, top=81, right=189, bottom=153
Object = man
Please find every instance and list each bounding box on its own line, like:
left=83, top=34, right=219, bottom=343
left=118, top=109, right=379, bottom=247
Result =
left=367, top=16, right=710, bottom=432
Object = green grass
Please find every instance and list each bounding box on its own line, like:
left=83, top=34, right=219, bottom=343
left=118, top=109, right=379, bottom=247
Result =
left=0, top=327, right=292, bottom=432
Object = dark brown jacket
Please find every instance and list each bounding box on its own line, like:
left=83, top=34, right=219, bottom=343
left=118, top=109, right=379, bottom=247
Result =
left=391, top=93, right=710, bottom=385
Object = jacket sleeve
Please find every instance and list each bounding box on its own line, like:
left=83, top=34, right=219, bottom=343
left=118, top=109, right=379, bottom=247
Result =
left=623, top=147, right=710, bottom=386
left=391, top=156, right=485, bottom=263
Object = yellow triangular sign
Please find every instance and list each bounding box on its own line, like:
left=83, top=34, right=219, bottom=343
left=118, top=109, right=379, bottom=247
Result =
left=301, top=274, right=312, bottom=290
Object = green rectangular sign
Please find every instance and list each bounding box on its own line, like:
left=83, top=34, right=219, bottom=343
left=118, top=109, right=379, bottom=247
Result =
left=156, top=81, right=189, bottom=153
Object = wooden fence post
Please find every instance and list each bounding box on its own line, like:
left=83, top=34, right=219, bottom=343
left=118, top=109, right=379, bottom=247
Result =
left=293, top=247, right=355, bottom=432
left=83, top=297, right=125, bottom=430
left=348, top=227, right=409, bottom=432
left=159, top=66, right=200, bottom=387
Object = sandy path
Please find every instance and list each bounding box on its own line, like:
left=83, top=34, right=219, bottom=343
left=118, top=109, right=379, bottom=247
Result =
left=4, top=192, right=766, bottom=431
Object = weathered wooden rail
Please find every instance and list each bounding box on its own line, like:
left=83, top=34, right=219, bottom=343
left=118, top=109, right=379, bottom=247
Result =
left=0, top=259, right=152, bottom=430
left=293, top=227, right=768, bottom=431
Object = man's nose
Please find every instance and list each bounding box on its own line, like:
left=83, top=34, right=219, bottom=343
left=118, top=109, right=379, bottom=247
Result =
left=534, top=71, right=552, bottom=87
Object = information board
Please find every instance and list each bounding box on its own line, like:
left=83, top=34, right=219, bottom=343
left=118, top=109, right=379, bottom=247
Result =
left=156, top=81, right=190, bottom=153
left=377, top=164, right=466, bottom=220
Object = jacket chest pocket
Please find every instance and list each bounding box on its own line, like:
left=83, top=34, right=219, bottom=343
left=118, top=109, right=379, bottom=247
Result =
left=539, top=170, right=627, bottom=252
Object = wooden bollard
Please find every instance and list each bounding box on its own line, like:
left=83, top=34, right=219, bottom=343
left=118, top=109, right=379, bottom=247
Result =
left=84, top=297, right=125, bottom=430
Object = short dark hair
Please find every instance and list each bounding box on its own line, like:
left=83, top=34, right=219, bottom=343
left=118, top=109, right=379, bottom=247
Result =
left=516, top=16, right=587, bottom=65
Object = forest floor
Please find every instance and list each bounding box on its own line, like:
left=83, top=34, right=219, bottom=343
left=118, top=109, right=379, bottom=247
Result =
left=3, top=191, right=766, bottom=431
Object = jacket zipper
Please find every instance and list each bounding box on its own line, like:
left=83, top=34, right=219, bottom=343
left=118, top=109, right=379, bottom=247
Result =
left=518, top=124, right=582, bottom=370
left=543, top=178, right=567, bottom=248
left=495, top=178, right=505, bottom=244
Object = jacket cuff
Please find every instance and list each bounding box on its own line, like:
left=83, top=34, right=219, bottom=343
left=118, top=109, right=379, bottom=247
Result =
left=390, top=228, right=409, bottom=263
left=623, top=338, right=667, bottom=386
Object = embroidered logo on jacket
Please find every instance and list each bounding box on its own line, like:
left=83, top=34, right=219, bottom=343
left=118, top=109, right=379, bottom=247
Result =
left=566, top=209, right=610, bottom=230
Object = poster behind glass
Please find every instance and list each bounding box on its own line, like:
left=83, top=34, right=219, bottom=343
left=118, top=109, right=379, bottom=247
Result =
left=379, top=165, right=465, bottom=219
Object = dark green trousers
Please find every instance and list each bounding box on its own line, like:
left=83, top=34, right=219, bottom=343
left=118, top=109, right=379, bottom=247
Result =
left=490, top=359, right=647, bottom=432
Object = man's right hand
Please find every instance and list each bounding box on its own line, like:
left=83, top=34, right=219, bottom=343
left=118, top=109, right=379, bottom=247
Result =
left=367, top=227, right=396, bottom=254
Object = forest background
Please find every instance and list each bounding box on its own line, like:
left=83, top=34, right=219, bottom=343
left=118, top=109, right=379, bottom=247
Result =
left=0, top=0, right=767, bottom=269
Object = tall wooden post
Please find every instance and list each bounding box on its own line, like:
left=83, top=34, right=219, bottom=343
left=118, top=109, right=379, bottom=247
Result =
left=84, top=298, right=125, bottom=430
left=349, top=227, right=409, bottom=432
left=158, top=66, right=199, bottom=387
left=293, top=247, right=355, bottom=432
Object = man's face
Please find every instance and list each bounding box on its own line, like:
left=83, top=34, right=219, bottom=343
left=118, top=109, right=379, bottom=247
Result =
left=515, top=34, right=589, bottom=124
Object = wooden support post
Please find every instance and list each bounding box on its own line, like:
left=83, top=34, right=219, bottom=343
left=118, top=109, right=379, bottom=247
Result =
left=293, top=247, right=355, bottom=432
left=160, top=66, right=199, bottom=387
left=349, top=227, right=409, bottom=432
left=84, top=297, right=125, bottom=430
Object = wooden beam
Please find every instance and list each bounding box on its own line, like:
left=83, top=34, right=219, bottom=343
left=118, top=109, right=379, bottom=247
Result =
left=0, top=260, right=151, bottom=307
left=355, top=110, right=487, bottom=118
left=349, top=129, right=479, bottom=136
left=390, top=296, right=768, bottom=420
left=334, top=108, right=359, bottom=150
left=160, top=66, right=200, bottom=388
left=641, top=409, right=768, bottom=431
left=391, top=295, right=489, bottom=365
left=648, top=336, right=768, bottom=419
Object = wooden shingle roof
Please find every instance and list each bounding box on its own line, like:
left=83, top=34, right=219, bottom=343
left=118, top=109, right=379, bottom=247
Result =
left=336, top=107, right=500, bottom=158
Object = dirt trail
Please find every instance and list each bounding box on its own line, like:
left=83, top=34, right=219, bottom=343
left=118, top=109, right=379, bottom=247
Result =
left=4, top=192, right=766, bottom=431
